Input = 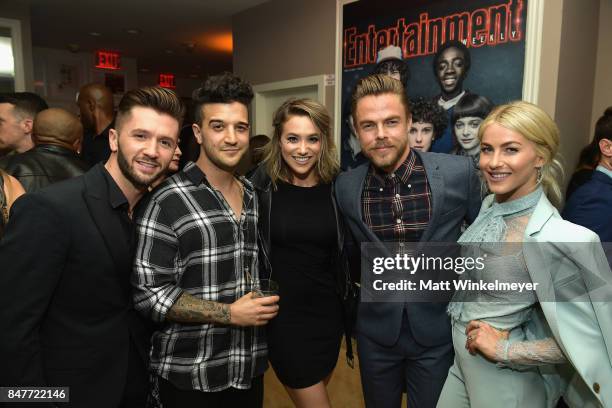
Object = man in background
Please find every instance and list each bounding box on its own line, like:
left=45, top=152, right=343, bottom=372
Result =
left=563, top=107, right=612, bottom=242
left=0, top=92, right=48, bottom=157
left=77, top=83, right=115, bottom=166
left=0, top=108, right=89, bottom=192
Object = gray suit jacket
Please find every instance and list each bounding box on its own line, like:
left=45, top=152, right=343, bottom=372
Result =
left=335, top=150, right=481, bottom=346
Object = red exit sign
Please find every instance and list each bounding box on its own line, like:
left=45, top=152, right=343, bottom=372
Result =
left=159, top=73, right=176, bottom=89
left=95, top=50, right=121, bottom=70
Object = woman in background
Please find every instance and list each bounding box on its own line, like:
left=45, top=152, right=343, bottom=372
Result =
left=437, top=101, right=612, bottom=408
left=0, top=169, right=25, bottom=238
left=250, top=98, right=353, bottom=408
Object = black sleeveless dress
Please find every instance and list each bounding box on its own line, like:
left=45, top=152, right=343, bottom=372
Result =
left=266, top=181, right=343, bottom=389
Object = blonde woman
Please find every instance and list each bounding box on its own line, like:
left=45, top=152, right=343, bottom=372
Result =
left=437, top=101, right=612, bottom=408
left=249, top=99, right=354, bottom=408
left=0, top=169, right=25, bottom=238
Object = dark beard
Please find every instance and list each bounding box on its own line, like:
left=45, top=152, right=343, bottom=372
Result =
left=117, top=147, right=150, bottom=191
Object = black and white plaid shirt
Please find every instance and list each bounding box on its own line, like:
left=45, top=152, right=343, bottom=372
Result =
left=132, top=161, right=266, bottom=392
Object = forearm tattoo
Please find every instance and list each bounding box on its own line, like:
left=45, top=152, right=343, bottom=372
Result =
left=167, top=292, right=231, bottom=324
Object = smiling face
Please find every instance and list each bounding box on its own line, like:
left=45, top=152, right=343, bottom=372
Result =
left=355, top=93, right=411, bottom=173
left=193, top=102, right=250, bottom=173
left=436, top=47, right=467, bottom=97
left=279, top=115, right=321, bottom=186
left=109, top=106, right=179, bottom=190
left=454, top=116, right=483, bottom=151
left=479, top=122, right=544, bottom=203
left=408, top=121, right=434, bottom=152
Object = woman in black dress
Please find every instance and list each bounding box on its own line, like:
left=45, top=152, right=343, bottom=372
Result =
left=250, top=98, right=354, bottom=407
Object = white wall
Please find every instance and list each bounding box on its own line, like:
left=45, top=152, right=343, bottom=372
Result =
left=32, top=46, right=138, bottom=112
left=591, top=0, right=612, bottom=135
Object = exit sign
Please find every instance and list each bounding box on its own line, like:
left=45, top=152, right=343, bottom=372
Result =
left=159, top=73, right=176, bottom=89
left=95, top=50, right=121, bottom=70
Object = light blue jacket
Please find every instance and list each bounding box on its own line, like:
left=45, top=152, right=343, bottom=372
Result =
left=494, top=192, right=612, bottom=407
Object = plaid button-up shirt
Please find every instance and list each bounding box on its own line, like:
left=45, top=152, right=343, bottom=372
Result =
left=132, top=162, right=266, bottom=392
left=362, top=150, right=432, bottom=243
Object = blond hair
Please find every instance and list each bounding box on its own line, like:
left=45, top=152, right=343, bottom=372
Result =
left=263, top=98, right=339, bottom=188
left=351, top=74, right=411, bottom=120
left=478, top=101, right=565, bottom=208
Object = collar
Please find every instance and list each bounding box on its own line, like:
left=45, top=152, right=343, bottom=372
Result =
left=101, top=165, right=129, bottom=210
left=369, top=148, right=418, bottom=187
left=183, top=161, right=253, bottom=192
left=596, top=164, right=612, bottom=180
left=438, top=90, right=466, bottom=110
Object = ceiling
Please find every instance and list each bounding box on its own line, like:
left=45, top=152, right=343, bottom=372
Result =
left=27, top=0, right=270, bottom=78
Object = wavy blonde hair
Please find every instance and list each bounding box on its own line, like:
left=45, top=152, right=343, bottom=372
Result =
left=263, top=98, right=339, bottom=188
left=478, top=101, right=565, bottom=208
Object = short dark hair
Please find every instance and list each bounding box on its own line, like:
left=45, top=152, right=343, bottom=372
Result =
left=433, top=41, right=471, bottom=77
left=576, top=106, right=612, bottom=168
left=115, top=86, right=184, bottom=131
left=374, top=59, right=410, bottom=88
left=351, top=74, right=411, bottom=120
left=451, top=94, right=494, bottom=124
left=410, top=97, right=448, bottom=139
left=0, top=92, right=48, bottom=120
left=192, top=72, right=254, bottom=126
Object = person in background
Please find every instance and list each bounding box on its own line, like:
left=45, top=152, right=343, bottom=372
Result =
left=0, top=92, right=48, bottom=157
left=430, top=41, right=473, bottom=154
left=563, top=106, right=612, bottom=242
left=565, top=108, right=612, bottom=200
left=374, top=45, right=410, bottom=87
left=0, top=168, right=25, bottom=239
left=77, top=83, right=115, bottom=166
left=250, top=98, right=354, bottom=408
left=437, top=101, right=612, bottom=408
left=408, top=96, right=448, bottom=152
left=450, top=94, right=494, bottom=169
left=0, top=108, right=89, bottom=192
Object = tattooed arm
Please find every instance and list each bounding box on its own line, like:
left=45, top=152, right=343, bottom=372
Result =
left=166, top=292, right=232, bottom=324
left=166, top=291, right=280, bottom=326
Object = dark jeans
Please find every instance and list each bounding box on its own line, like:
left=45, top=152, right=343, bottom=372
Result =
left=159, top=375, right=263, bottom=408
left=357, top=310, right=454, bottom=408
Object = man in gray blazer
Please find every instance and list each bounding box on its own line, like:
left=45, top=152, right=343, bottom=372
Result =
left=335, top=74, right=481, bottom=408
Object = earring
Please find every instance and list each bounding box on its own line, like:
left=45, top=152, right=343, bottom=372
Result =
left=536, top=167, right=543, bottom=184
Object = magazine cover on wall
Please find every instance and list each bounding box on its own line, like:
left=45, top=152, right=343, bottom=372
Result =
left=340, top=0, right=528, bottom=170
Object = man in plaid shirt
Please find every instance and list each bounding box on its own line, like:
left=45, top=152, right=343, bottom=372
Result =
left=335, top=74, right=481, bottom=408
left=132, top=73, right=279, bottom=408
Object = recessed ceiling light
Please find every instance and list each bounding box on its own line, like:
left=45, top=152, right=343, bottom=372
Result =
left=126, top=29, right=141, bottom=35
left=89, top=32, right=101, bottom=37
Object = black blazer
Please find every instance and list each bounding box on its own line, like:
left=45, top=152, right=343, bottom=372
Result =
left=0, top=164, right=151, bottom=408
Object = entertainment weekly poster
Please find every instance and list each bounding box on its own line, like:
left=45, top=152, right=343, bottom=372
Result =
left=340, top=0, right=528, bottom=170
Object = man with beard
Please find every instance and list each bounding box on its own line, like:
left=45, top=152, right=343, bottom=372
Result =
left=77, top=83, right=115, bottom=166
left=0, top=87, right=183, bottom=408
left=430, top=41, right=474, bottom=154
left=132, top=73, right=278, bottom=408
left=335, top=75, right=481, bottom=408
